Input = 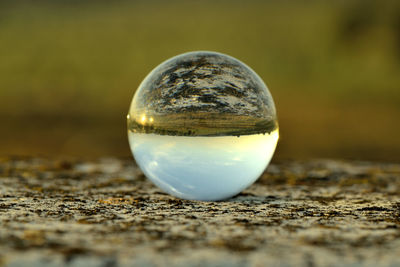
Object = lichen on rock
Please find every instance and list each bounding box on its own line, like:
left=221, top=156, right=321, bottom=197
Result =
left=0, top=157, right=399, bottom=266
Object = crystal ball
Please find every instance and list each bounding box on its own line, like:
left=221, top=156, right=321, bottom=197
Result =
left=127, top=51, right=278, bottom=201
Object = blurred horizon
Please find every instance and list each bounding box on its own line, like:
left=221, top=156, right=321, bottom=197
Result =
left=1, top=0, right=400, bottom=162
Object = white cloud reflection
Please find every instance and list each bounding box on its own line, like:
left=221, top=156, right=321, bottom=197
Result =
left=129, top=130, right=278, bottom=201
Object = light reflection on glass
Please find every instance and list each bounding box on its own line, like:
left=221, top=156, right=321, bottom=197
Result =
left=127, top=51, right=279, bottom=201
left=129, top=130, right=279, bottom=201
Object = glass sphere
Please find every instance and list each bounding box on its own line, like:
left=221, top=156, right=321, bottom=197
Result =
left=127, top=51, right=278, bottom=201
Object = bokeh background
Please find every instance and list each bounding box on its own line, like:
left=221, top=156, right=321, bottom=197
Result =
left=1, top=0, right=399, bottom=162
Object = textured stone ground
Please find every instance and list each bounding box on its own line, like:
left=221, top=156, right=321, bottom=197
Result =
left=0, top=157, right=399, bottom=267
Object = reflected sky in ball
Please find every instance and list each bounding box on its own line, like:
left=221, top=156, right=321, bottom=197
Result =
left=129, top=130, right=279, bottom=201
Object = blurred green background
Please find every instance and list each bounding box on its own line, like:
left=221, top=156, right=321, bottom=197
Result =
left=1, top=0, right=399, bottom=162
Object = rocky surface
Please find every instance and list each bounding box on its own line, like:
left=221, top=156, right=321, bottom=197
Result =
left=127, top=52, right=278, bottom=136
left=132, top=51, right=275, bottom=117
left=0, top=157, right=399, bottom=266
